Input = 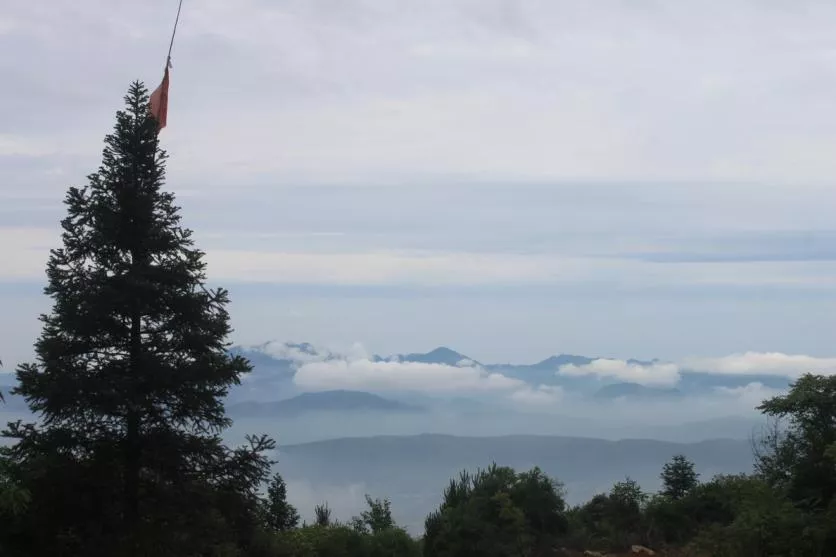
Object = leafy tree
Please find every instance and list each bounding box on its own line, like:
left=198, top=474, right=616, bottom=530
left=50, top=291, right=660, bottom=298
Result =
left=262, top=472, right=300, bottom=532
left=567, top=478, right=646, bottom=551
left=686, top=474, right=817, bottom=557
left=359, top=494, right=395, bottom=534
left=755, top=374, right=836, bottom=512
left=367, top=527, right=421, bottom=557
left=270, top=523, right=420, bottom=557
left=660, top=454, right=699, bottom=500
left=1, top=82, right=274, bottom=556
left=423, top=463, right=567, bottom=557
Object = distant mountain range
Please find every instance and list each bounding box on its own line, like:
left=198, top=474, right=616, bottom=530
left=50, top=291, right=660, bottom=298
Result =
left=0, top=342, right=790, bottom=437
left=227, top=390, right=424, bottom=418
left=226, top=341, right=793, bottom=403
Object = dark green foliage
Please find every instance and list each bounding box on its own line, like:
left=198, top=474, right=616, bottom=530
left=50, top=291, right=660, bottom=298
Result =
left=352, top=495, right=395, bottom=534
left=565, top=477, right=647, bottom=551
left=756, top=374, right=836, bottom=512
left=562, top=371, right=836, bottom=556
left=262, top=472, right=300, bottom=532
left=660, top=454, right=699, bottom=500
left=0, top=82, right=274, bottom=556
left=423, top=463, right=567, bottom=557
left=314, top=502, right=333, bottom=526
left=269, top=524, right=420, bottom=557
left=686, top=475, right=818, bottom=557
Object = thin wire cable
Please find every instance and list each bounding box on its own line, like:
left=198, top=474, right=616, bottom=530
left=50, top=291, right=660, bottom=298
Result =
left=165, top=0, right=185, bottom=67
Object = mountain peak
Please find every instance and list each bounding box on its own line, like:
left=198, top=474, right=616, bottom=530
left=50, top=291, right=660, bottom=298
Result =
left=399, top=346, right=477, bottom=366
left=532, top=354, right=594, bottom=370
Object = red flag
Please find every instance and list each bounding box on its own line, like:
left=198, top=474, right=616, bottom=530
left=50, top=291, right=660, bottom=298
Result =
left=149, top=63, right=170, bottom=130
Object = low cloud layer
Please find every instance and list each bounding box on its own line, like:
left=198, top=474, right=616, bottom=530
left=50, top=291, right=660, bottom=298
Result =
left=683, top=352, right=836, bottom=378
left=509, top=384, right=564, bottom=406
left=554, top=352, right=836, bottom=389
left=294, top=358, right=524, bottom=394
left=285, top=479, right=368, bottom=525
left=558, top=359, right=681, bottom=387
left=714, top=382, right=784, bottom=408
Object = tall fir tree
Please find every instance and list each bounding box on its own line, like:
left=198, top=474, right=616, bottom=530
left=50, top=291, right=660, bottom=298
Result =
left=2, top=82, right=274, bottom=556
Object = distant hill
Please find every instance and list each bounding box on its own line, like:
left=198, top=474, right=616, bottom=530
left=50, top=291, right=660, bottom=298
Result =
left=277, top=433, right=756, bottom=533
left=227, top=390, right=424, bottom=418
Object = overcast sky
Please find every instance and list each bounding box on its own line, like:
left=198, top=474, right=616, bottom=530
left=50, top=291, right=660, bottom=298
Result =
left=3, top=0, right=836, bottom=369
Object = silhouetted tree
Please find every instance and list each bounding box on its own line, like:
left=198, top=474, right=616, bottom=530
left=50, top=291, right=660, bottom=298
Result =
left=315, top=502, right=333, bottom=526
left=1, top=82, right=274, bottom=556
left=261, top=472, right=299, bottom=532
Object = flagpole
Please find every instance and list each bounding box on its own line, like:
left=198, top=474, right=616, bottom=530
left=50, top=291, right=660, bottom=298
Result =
left=166, top=0, right=185, bottom=67
left=150, top=0, right=182, bottom=130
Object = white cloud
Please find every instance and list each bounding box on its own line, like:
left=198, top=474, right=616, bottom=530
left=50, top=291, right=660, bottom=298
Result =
left=683, top=352, right=836, bottom=378
left=509, top=384, right=563, bottom=406
left=558, top=359, right=681, bottom=387
left=714, top=382, right=784, bottom=407
left=255, top=341, right=331, bottom=363
left=294, top=358, right=524, bottom=393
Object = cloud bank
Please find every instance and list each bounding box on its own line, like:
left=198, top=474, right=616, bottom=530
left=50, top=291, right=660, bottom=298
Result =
left=552, top=352, right=836, bottom=389
left=683, top=352, right=836, bottom=378
left=509, top=384, right=564, bottom=406
left=294, top=358, right=524, bottom=394
left=558, top=359, right=681, bottom=387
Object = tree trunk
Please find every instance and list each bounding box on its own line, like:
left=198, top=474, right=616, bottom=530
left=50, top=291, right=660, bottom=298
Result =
left=125, top=249, right=143, bottom=554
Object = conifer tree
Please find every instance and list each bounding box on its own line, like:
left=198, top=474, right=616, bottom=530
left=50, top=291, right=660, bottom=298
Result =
left=2, top=82, right=274, bottom=556
left=262, top=472, right=300, bottom=532
left=660, top=454, right=699, bottom=500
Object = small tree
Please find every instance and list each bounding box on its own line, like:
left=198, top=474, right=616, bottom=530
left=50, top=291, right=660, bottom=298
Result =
left=360, top=494, right=395, bottom=533
left=261, top=472, right=300, bottom=532
left=661, top=455, right=699, bottom=500
left=314, top=502, right=332, bottom=526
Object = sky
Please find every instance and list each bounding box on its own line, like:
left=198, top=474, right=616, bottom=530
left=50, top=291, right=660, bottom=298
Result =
left=3, top=0, right=836, bottom=370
